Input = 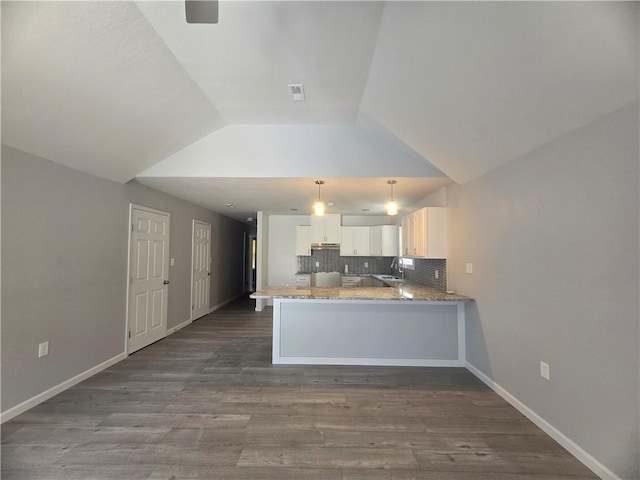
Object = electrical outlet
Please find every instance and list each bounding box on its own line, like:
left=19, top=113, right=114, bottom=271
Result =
left=435, top=270, right=439, bottom=279
left=540, top=361, right=550, bottom=380
left=364, top=262, right=368, bottom=269
left=38, top=341, right=49, bottom=358
left=170, top=258, right=175, bottom=266
left=465, top=263, right=473, bottom=274
left=315, top=261, right=319, bottom=268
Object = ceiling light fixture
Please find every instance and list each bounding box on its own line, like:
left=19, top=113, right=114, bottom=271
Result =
left=313, top=180, right=325, bottom=216
left=386, top=180, right=398, bottom=216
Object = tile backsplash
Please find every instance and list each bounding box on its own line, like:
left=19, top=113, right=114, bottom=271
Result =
left=298, top=250, right=447, bottom=290
left=298, top=250, right=394, bottom=275
left=393, top=258, right=447, bottom=290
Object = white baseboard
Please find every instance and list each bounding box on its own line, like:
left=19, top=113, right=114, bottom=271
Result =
left=275, top=357, right=463, bottom=367
left=465, top=362, right=619, bottom=480
left=209, top=293, right=244, bottom=314
left=168, top=318, right=192, bottom=334
left=190, top=294, right=246, bottom=322
left=1, top=295, right=246, bottom=424
left=1, top=352, right=127, bottom=424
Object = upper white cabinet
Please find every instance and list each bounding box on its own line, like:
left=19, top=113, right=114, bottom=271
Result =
left=310, top=214, right=341, bottom=243
left=340, top=226, right=370, bottom=256
left=401, top=207, right=447, bottom=258
left=370, top=225, right=400, bottom=257
left=295, top=225, right=311, bottom=256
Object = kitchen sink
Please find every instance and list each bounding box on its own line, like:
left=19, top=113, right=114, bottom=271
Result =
left=374, top=274, right=405, bottom=284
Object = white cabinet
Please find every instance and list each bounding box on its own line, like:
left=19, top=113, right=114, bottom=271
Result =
left=370, top=225, right=400, bottom=257
left=340, top=226, right=370, bottom=256
left=295, top=225, right=311, bottom=256
left=401, top=207, right=447, bottom=258
left=413, top=208, right=427, bottom=257
left=401, top=214, right=413, bottom=256
left=310, top=214, right=341, bottom=243
left=341, top=276, right=362, bottom=287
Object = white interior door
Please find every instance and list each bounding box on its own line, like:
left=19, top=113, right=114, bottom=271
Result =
left=191, top=220, right=211, bottom=320
left=127, top=206, right=170, bottom=354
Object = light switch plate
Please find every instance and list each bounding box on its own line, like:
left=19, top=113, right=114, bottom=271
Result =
left=38, top=341, right=49, bottom=358
left=465, top=263, right=473, bottom=274
left=540, top=361, right=550, bottom=380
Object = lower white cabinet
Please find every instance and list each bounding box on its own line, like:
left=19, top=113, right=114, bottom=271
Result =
left=294, top=274, right=311, bottom=287
left=341, top=276, right=362, bottom=287
left=340, top=227, right=370, bottom=256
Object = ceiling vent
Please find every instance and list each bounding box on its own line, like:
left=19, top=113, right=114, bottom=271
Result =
left=288, top=84, right=306, bottom=102
left=185, top=0, right=219, bottom=24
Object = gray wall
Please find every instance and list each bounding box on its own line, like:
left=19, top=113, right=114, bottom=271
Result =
left=124, top=181, right=249, bottom=323
left=447, top=103, right=639, bottom=479
left=1, top=145, right=250, bottom=412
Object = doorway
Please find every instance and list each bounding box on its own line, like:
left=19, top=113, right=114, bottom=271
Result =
left=126, top=205, right=170, bottom=354
left=191, top=220, right=211, bottom=321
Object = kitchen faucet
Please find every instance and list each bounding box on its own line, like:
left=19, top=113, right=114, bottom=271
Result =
left=390, top=257, right=404, bottom=279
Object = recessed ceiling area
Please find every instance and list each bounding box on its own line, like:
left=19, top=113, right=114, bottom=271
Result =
left=2, top=1, right=637, bottom=221
left=134, top=177, right=452, bottom=222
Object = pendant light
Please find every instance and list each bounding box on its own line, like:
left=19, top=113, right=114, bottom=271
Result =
left=313, top=180, right=325, bottom=216
left=386, top=180, right=398, bottom=216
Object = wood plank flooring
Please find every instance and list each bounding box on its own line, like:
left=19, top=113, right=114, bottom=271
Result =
left=1, top=298, right=598, bottom=480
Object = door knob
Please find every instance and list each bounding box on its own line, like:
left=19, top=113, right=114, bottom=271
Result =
left=163, top=280, right=170, bottom=285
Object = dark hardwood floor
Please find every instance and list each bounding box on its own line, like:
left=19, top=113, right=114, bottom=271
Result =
left=1, top=297, right=598, bottom=479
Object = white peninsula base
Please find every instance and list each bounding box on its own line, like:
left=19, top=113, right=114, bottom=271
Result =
left=272, top=299, right=466, bottom=367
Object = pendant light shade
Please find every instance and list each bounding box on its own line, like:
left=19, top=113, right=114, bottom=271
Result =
left=313, top=180, right=325, bottom=216
left=386, top=180, right=398, bottom=216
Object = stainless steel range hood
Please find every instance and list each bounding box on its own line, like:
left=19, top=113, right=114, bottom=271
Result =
left=311, top=243, right=340, bottom=250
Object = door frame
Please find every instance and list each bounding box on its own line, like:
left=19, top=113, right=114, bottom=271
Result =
left=125, top=203, right=171, bottom=356
left=244, top=233, right=257, bottom=293
left=190, top=219, right=212, bottom=321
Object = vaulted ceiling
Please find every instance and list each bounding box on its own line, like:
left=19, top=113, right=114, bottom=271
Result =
left=2, top=1, right=638, bottom=221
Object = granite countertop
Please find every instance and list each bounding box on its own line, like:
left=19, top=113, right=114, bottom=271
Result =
left=250, top=284, right=473, bottom=302
left=295, top=272, right=386, bottom=277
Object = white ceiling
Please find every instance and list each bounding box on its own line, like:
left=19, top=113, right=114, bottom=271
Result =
left=136, top=0, right=386, bottom=125
left=135, top=176, right=452, bottom=221
left=2, top=1, right=638, bottom=222
left=1, top=1, right=225, bottom=183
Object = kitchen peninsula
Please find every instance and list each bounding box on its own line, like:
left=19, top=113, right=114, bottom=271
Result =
left=251, top=281, right=473, bottom=368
